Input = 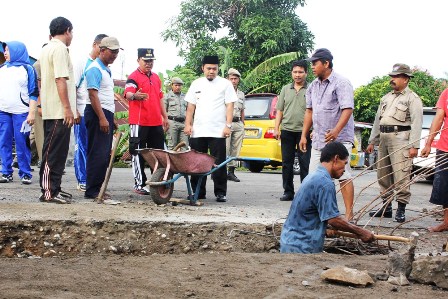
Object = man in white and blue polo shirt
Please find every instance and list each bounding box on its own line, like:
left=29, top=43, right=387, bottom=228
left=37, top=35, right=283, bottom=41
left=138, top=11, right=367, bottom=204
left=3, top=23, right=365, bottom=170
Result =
left=84, top=37, right=120, bottom=204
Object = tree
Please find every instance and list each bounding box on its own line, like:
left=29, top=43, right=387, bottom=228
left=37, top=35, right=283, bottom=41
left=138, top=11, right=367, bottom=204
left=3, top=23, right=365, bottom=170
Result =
left=162, top=0, right=314, bottom=90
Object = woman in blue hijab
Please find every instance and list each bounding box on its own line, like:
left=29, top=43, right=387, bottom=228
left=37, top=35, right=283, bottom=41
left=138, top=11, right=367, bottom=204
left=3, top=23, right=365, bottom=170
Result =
left=0, top=41, right=39, bottom=184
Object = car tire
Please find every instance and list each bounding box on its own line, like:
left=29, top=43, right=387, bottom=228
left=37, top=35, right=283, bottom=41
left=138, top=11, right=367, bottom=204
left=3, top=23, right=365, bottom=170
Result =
left=293, top=157, right=300, bottom=175
left=248, top=161, right=264, bottom=173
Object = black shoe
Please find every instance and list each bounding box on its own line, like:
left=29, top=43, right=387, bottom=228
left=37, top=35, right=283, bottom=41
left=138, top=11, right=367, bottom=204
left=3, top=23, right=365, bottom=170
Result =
left=216, top=194, right=227, bottom=202
left=369, top=204, right=392, bottom=218
left=227, top=172, right=240, bottom=182
left=395, top=203, right=406, bottom=223
left=280, top=194, right=293, bottom=201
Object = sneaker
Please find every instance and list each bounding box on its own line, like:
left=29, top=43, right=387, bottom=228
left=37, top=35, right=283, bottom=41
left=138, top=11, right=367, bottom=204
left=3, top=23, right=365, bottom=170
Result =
left=77, top=183, right=86, bottom=192
left=46, top=194, right=71, bottom=204
left=133, top=185, right=150, bottom=195
left=216, top=194, right=227, bottom=202
left=21, top=175, right=32, bottom=185
left=0, top=174, right=13, bottom=183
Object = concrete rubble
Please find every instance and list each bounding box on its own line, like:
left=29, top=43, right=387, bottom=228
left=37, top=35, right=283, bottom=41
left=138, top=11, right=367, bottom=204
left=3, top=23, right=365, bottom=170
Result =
left=410, top=256, right=448, bottom=289
left=320, top=266, right=374, bottom=287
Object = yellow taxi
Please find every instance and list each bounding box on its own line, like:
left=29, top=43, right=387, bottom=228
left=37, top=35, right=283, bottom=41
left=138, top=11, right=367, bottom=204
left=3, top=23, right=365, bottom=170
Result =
left=239, top=93, right=282, bottom=172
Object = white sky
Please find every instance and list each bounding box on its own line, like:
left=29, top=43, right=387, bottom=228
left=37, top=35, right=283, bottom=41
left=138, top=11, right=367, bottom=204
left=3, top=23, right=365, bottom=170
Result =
left=2, top=0, right=446, bottom=88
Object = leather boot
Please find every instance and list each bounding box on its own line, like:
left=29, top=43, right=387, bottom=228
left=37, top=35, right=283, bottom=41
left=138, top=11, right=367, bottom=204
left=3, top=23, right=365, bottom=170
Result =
left=227, top=167, right=240, bottom=182
left=395, top=202, right=406, bottom=223
left=369, top=201, right=393, bottom=218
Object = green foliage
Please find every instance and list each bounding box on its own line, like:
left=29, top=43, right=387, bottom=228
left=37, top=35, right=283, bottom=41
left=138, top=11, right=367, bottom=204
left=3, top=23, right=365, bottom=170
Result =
left=243, top=52, right=302, bottom=93
left=353, top=76, right=391, bottom=124
left=114, top=110, right=130, bottom=159
left=162, top=0, right=313, bottom=80
left=408, top=71, right=447, bottom=107
left=113, top=86, right=124, bottom=95
left=161, top=67, right=200, bottom=93
left=114, top=111, right=129, bottom=120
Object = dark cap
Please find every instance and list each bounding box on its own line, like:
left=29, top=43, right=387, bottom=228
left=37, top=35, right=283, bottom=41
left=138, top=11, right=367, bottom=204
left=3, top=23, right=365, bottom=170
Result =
left=202, top=55, right=220, bottom=65
left=306, top=48, right=333, bottom=62
left=388, top=63, right=414, bottom=77
left=138, top=48, right=156, bottom=60
left=94, top=34, right=108, bottom=43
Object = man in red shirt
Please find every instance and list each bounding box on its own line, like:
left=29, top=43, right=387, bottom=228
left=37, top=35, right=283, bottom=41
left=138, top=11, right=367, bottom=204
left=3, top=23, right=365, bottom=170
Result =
left=421, top=89, right=448, bottom=232
left=124, top=48, right=169, bottom=195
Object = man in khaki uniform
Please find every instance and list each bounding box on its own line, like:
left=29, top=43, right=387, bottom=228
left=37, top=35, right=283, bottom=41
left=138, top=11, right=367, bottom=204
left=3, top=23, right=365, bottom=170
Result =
left=366, top=63, right=423, bottom=222
left=226, top=68, right=245, bottom=182
left=164, top=77, right=188, bottom=149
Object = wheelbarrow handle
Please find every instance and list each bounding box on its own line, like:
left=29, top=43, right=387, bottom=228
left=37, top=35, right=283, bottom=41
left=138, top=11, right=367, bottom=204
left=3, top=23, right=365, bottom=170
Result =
left=173, top=141, right=186, bottom=151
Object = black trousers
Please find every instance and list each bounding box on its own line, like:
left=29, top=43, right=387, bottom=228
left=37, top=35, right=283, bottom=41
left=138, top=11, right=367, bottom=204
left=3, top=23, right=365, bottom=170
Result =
left=130, top=124, right=165, bottom=187
left=39, top=119, right=71, bottom=199
left=84, top=105, right=114, bottom=198
left=281, top=130, right=311, bottom=196
left=190, top=137, right=227, bottom=197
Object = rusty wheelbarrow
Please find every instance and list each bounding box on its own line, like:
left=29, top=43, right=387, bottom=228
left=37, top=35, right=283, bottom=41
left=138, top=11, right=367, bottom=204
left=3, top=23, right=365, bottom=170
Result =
left=138, top=147, right=238, bottom=205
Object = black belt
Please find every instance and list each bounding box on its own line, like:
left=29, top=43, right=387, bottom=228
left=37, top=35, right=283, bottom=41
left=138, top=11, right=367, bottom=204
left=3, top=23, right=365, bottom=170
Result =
left=232, top=117, right=241, bottom=122
left=380, top=125, right=411, bottom=133
left=168, top=116, right=185, bottom=122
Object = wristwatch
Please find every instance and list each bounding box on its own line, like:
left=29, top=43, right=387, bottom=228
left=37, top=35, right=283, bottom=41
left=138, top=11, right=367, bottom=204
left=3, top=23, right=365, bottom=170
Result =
left=226, top=123, right=232, bottom=129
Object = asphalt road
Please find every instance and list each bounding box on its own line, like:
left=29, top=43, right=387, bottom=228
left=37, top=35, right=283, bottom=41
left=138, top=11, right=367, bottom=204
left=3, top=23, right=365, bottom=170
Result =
left=0, top=165, right=437, bottom=229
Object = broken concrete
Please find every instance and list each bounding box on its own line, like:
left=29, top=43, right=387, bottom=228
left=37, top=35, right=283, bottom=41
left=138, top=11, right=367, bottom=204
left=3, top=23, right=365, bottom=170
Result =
left=321, top=267, right=374, bottom=287
left=387, top=231, right=419, bottom=279
left=410, top=256, right=448, bottom=289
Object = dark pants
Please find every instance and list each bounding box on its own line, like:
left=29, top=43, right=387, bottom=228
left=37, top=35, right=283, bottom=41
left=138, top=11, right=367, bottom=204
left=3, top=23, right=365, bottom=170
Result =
left=39, top=119, right=71, bottom=199
left=281, top=130, right=311, bottom=196
left=190, top=137, right=227, bottom=198
left=84, top=105, right=114, bottom=198
left=130, top=124, right=165, bottom=187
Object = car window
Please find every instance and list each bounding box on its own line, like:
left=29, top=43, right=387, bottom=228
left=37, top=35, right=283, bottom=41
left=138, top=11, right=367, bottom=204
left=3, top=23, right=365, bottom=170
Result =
left=422, top=112, right=435, bottom=129
left=245, top=97, right=270, bottom=119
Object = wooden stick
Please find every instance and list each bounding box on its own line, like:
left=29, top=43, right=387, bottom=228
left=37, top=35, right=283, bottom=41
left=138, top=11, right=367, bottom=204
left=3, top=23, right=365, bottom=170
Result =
left=327, top=229, right=411, bottom=243
left=169, top=197, right=203, bottom=206
left=97, top=131, right=122, bottom=202
left=172, top=141, right=186, bottom=152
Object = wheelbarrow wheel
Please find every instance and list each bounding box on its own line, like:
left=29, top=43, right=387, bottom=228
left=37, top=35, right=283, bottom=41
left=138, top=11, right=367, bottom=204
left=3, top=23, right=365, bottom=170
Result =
left=149, top=168, right=174, bottom=205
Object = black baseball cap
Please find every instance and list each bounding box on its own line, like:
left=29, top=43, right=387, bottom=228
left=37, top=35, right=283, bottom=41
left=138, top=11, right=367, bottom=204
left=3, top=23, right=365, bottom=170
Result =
left=306, top=48, right=333, bottom=62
